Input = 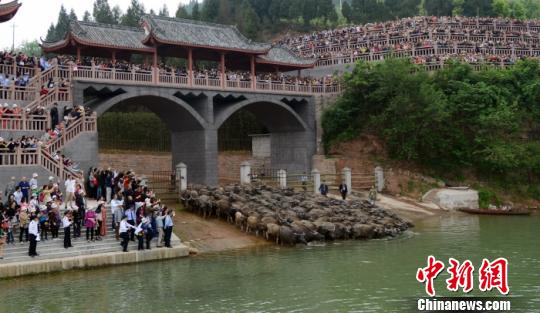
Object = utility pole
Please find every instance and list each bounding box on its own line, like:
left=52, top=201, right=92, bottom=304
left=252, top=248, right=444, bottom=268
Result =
left=11, top=23, right=17, bottom=51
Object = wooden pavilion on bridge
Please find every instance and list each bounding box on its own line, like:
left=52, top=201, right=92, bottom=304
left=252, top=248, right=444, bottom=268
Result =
left=40, top=15, right=316, bottom=87
left=0, top=0, right=21, bottom=23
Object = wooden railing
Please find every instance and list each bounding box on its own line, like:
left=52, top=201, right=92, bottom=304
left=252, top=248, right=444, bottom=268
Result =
left=46, top=114, right=96, bottom=154
left=0, top=113, right=49, bottom=131
left=62, top=65, right=341, bottom=95
left=0, top=148, right=40, bottom=167
left=0, top=86, right=37, bottom=101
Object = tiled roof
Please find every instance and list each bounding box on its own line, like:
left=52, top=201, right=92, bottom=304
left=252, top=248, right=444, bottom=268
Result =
left=142, top=15, right=271, bottom=53
left=0, top=0, right=20, bottom=10
left=42, top=20, right=151, bottom=51
left=258, top=46, right=315, bottom=67
left=0, top=0, right=21, bottom=23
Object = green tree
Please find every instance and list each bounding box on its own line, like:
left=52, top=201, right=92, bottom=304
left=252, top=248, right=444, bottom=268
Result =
left=69, top=8, right=78, bottom=21
left=424, top=0, right=453, bottom=16
left=45, top=23, right=56, bottom=41
left=237, top=0, right=259, bottom=39
left=112, top=6, right=122, bottom=23
left=192, top=1, right=201, bottom=20
left=463, top=0, right=494, bottom=16
left=159, top=4, right=170, bottom=17
left=202, top=0, right=220, bottom=21
left=452, top=0, right=465, bottom=15
left=18, top=40, right=41, bottom=57
left=93, top=0, right=116, bottom=24
left=83, top=10, right=92, bottom=22
left=121, top=0, right=146, bottom=27
left=54, top=5, right=70, bottom=40
left=175, top=4, right=190, bottom=18
left=341, top=1, right=353, bottom=22
left=492, top=0, right=511, bottom=17
left=509, top=0, right=527, bottom=19
left=217, top=0, right=232, bottom=24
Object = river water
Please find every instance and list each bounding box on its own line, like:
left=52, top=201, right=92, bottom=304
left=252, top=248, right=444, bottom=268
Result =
left=1, top=213, right=538, bottom=313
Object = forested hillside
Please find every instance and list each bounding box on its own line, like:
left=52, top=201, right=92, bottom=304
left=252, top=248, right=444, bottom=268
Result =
left=45, top=0, right=540, bottom=43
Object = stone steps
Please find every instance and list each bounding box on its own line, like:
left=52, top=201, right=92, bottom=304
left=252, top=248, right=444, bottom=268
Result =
left=2, top=213, right=181, bottom=264
left=2, top=234, right=181, bottom=264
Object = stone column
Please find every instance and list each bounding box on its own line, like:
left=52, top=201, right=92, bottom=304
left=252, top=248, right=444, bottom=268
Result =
left=171, top=128, right=218, bottom=186
left=312, top=169, right=320, bottom=194
left=375, top=166, right=384, bottom=192
left=240, top=161, right=251, bottom=185
left=278, top=169, right=287, bottom=189
left=342, top=167, right=352, bottom=191
left=176, top=162, right=187, bottom=192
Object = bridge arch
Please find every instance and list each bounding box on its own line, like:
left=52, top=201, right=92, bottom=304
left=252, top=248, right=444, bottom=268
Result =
left=92, top=91, right=208, bottom=132
left=214, top=99, right=309, bottom=133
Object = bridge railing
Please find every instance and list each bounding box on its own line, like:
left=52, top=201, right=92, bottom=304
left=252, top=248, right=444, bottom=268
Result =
left=60, top=65, right=341, bottom=95
left=0, top=113, right=49, bottom=131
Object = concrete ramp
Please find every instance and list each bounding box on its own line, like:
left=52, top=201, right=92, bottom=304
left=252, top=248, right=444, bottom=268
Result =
left=424, top=188, right=479, bottom=210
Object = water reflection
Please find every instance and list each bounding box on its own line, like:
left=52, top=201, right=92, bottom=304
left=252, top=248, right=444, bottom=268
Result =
left=0, top=215, right=538, bottom=313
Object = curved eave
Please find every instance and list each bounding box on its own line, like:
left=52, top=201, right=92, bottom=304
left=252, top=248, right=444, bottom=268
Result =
left=42, top=33, right=154, bottom=54
left=0, top=2, right=21, bottom=23
left=144, top=33, right=271, bottom=55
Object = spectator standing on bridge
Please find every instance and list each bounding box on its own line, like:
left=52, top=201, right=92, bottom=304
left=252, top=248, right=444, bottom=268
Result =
left=28, top=215, right=39, bottom=257
left=64, top=176, right=76, bottom=210
left=63, top=211, right=73, bottom=249
left=339, top=182, right=348, bottom=201
left=50, top=102, right=59, bottom=129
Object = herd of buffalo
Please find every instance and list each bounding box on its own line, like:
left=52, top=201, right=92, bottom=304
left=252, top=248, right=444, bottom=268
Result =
left=180, top=184, right=412, bottom=245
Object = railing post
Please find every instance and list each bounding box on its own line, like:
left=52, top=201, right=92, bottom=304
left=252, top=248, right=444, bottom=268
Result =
left=240, top=161, right=251, bottom=185
left=312, top=169, right=320, bottom=194
left=342, top=167, right=352, bottom=192
left=16, top=147, right=21, bottom=165
left=278, top=169, right=287, bottom=189
left=375, top=166, right=385, bottom=193
left=176, top=162, right=187, bottom=192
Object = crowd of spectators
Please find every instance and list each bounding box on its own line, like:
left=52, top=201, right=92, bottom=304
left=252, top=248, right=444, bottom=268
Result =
left=278, top=16, right=540, bottom=67
left=0, top=170, right=176, bottom=259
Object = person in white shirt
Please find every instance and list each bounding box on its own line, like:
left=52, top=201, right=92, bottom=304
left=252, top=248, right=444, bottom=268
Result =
left=64, top=176, right=76, bottom=210
left=13, top=187, right=23, bottom=205
left=63, top=212, right=73, bottom=249
left=29, top=173, right=38, bottom=192
left=110, top=195, right=124, bottom=240
left=119, top=215, right=136, bottom=252
left=28, top=215, right=39, bottom=257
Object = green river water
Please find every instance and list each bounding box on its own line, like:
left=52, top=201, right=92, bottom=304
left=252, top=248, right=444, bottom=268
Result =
left=0, top=213, right=538, bottom=313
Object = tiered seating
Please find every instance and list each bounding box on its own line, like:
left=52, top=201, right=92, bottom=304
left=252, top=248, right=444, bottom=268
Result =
left=279, top=16, right=540, bottom=68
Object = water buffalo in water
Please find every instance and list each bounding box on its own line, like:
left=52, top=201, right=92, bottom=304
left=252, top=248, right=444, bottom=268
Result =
left=278, top=225, right=307, bottom=246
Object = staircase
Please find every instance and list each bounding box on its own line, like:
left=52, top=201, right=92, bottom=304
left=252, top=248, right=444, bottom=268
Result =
left=1, top=205, right=182, bottom=264
left=1, top=63, right=97, bottom=182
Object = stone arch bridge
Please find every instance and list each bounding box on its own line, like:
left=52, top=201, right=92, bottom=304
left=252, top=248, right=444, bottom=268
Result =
left=75, top=81, right=317, bottom=185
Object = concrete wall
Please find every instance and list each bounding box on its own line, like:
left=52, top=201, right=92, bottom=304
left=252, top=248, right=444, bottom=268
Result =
left=251, top=134, right=271, bottom=158
left=60, top=131, right=99, bottom=175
